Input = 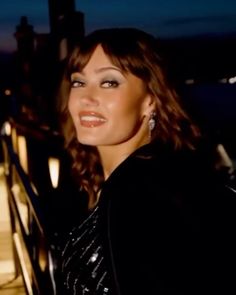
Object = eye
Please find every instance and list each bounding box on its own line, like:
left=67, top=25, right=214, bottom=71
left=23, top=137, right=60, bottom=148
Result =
left=101, top=80, right=119, bottom=88
left=71, top=79, right=85, bottom=88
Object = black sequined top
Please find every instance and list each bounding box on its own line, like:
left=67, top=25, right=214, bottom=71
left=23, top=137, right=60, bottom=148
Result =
left=61, top=205, right=112, bottom=295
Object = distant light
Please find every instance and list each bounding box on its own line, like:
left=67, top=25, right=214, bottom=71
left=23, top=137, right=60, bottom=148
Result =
left=4, top=89, right=11, bottom=96
left=218, top=78, right=227, bottom=84
left=48, top=157, right=60, bottom=188
left=58, top=14, right=65, bottom=21
left=215, top=144, right=234, bottom=173
left=1, top=121, right=12, bottom=136
left=185, top=79, right=195, bottom=85
left=229, top=76, right=236, bottom=84
left=18, top=135, right=28, bottom=174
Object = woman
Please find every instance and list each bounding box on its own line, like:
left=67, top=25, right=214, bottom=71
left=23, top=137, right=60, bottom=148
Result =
left=58, top=28, right=235, bottom=294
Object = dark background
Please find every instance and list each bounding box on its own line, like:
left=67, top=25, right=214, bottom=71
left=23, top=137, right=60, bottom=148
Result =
left=0, top=0, right=236, bottom=161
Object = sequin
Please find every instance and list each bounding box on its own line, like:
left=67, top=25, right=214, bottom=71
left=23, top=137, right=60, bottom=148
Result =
left=61, top=205, right=112, bottom=294
left=90, top=252, right=98, bottom=263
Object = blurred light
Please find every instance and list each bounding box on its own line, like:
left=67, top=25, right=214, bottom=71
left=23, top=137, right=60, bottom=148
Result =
left=1, top=121, right=11, bottom=136
left=13, top=233, right=33, bottom=294
left=30, top=182, right=39, bottom=195
left=12, top=127, right=18, bottom=153
left=18, top=135, right=28, bottom=174
left=4, top=89, right=11, bottom=96
left=48, top=157, right=60, bottom=188
left=215, top=144, right=234, bottom=173
left=218, top=78, right=227, bottom=84
left=229, top=76, right=236, bottom=84
left=185, top=79, right=195, bottom=85
left=38, top=243, right=47, bottom=272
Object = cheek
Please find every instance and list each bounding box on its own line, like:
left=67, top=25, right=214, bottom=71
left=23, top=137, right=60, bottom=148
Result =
left=115, top=94, right=145, bottom=120
left=110, top=103, right=142, bottom=131
left=107, top=91, right=136, bottom=115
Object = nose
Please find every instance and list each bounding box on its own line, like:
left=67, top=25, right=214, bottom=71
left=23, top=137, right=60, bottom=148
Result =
left=79, top=85, right=99, bottom=106
left=81, top=96, right=99, bottom=106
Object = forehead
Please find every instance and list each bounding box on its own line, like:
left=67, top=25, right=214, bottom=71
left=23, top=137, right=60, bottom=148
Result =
left=85, top=45, right=115, bottom=67
left=76, top=45, right=127, bottom=77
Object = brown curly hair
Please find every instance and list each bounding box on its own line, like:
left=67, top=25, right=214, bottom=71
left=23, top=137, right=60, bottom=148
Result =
left=58, top=28, right=200, bottom=208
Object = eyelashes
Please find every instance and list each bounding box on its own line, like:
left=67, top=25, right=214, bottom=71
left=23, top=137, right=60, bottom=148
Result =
left=71, top=79, right=85, bottom=88
left=70, top=79, right=120, bottom=89
left=101, top=80, right=119, bottom=88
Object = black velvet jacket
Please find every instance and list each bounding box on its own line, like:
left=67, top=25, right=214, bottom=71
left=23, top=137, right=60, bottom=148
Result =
left=97, top=141, right=236, bottom=294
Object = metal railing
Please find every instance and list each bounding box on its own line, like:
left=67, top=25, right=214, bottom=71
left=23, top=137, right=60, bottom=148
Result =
left=1, top=120, right=63, bottom=295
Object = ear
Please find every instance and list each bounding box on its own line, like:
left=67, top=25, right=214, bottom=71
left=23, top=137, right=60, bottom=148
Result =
left=142, top=94, right=156, bottom=117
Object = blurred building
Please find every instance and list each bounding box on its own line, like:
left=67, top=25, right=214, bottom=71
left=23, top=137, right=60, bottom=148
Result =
left=11, top=1, right=85, bottom=126
left=48, top=0, right=85, bottom=61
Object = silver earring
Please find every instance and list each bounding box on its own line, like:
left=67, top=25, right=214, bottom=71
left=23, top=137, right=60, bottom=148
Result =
left=148, top=111, right=156, bottom=138
left=149, top=111, right=156, bottom=131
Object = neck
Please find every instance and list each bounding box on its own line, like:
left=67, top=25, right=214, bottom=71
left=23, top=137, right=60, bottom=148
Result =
left=98, top=129, right=150, bottom=180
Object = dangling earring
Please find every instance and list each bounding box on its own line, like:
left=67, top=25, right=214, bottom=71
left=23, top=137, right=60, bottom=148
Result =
left=148, top=111, right=156, bottom=139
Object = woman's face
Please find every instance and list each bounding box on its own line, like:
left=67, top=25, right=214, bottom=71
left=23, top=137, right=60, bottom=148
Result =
left=68, top=45, right=153, bottom=148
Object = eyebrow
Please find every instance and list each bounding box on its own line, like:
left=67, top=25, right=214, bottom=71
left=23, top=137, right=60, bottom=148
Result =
left=94, top=66, right=122, bottom=73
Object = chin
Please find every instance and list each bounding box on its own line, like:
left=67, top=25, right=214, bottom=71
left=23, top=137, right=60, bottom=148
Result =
left=76, top=129, right=113, bottom=146
left=76, top=135, right=101, bottom=146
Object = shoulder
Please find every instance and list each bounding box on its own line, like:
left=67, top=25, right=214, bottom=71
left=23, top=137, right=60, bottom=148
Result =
left=101, top=139, right=232, bottom=216
left=105, top=141, right=207, bottom=188
left=101, top=141, right=208, bottom=213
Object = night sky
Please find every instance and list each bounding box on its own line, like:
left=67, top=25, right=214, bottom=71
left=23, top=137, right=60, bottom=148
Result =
left=1, top=0, right=236, bottom=52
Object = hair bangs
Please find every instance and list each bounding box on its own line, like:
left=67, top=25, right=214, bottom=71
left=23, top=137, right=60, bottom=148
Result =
left=66, top=44, right=97, bottom=79
left=101, top=42, right=151, bottom=82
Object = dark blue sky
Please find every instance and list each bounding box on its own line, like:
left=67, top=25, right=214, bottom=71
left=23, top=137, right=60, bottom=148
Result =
left=1, top=0, right=236, bottom=52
